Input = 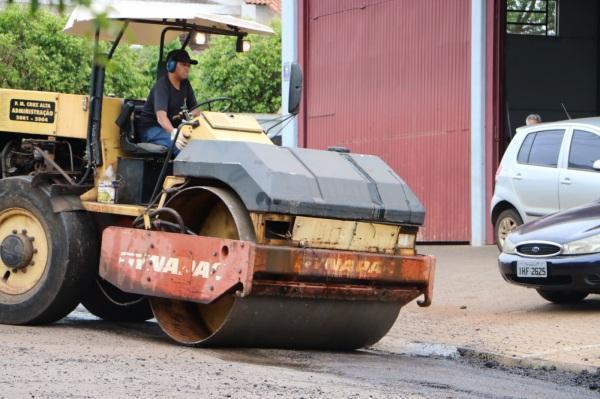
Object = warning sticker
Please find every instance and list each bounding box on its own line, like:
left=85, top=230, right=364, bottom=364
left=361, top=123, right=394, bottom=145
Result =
left=9, top=99, right=55, bottom=123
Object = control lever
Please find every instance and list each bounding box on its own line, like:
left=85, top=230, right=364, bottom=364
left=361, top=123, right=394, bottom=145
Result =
left=172, top=104, right=193, bottom=125
left=149, top=118, right=199, bottom=203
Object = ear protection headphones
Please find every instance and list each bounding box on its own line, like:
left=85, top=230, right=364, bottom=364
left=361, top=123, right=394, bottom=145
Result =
left=166, top=56, right=177, bottom=73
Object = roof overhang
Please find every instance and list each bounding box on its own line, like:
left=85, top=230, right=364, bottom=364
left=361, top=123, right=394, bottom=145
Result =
left=63, top=1, right=274, bottom=45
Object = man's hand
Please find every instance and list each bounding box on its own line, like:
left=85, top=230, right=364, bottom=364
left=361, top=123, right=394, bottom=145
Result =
left=171, top=128, right=192, bottom=151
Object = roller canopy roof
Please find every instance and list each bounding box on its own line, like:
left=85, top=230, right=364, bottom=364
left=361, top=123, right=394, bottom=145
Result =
left=63, top=1, right=274, bottom=45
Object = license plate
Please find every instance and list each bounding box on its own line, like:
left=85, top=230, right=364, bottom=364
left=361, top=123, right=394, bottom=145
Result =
left=516, top=260, right=547, bottom=278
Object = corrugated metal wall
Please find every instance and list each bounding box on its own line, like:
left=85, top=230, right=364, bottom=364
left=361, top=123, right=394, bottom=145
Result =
left=300, top=0, right=471, bottom=241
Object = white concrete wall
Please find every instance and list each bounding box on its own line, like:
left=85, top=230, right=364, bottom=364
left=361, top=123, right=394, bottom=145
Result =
left=470, top=0, right=486, bottom=246
left=241, top=3, right=277, bottom=25
left=280, top=0, right=298, bottom=147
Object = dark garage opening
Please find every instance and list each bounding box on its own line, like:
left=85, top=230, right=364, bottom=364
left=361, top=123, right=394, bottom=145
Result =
left=503, top=0, right=600, bottom=147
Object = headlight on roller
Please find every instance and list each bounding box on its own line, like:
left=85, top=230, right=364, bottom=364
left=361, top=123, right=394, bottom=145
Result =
left=502, top=235, right=516, bottom=255
left=562, top=234, right=600, bottom=255
left=397, top=233, right=416, bottom=256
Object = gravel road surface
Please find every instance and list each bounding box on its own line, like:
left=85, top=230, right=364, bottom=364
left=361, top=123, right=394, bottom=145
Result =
left=0, top=306, right=595, bottom=399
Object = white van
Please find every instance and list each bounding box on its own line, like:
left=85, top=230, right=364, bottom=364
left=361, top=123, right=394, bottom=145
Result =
left=491, top=118, right=600, bottom=249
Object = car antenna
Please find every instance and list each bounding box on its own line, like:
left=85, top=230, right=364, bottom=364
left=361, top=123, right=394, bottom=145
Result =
left=561, top=103, right=572, bottom=120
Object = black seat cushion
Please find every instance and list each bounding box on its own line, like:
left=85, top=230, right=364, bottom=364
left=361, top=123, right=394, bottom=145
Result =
left=116, top=101, right=167, bottom=157
left=135, top=142, right=169, bottom=153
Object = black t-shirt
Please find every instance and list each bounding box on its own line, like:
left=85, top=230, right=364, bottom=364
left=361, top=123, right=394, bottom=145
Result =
left=138, top=76, right=197, bottom=129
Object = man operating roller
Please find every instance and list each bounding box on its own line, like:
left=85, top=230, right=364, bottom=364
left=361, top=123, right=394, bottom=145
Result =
left=138, top=49, right=200, bottom=154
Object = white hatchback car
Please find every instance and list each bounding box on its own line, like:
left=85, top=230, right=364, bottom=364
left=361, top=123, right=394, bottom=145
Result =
left=491, top=117, right=600, bottom=249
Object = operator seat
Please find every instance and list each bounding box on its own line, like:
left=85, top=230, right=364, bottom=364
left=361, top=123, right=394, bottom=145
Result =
left=115, top=101, right=168, bottom=157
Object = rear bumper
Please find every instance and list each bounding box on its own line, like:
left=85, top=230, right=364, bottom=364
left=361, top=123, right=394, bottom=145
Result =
left=100, top=227, right=435, bottom=306
left=498, top=253, right=600, bottom=293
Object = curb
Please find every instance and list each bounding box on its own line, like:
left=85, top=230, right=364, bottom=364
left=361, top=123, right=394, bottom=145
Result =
left=456, top=346, right=598, bottom=374
left=370, top=341, right=599, bottom=375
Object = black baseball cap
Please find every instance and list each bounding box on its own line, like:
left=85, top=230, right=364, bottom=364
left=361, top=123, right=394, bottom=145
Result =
left=167, top=49, right=198, bottom=65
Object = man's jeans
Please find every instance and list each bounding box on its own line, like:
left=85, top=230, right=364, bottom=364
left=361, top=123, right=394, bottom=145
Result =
left=140, top=125, right=179, bottom=155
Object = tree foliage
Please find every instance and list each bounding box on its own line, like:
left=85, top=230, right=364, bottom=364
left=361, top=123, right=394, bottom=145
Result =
left=0, top=7, right=148, bottom=98
left=0, top=7, right=91, bottom=93
left=6, top=0, right=89, bottom=14
left=506, top=0, right=558, bottom=36
left=192, top=20, right=282, bottom=113
left=0, top=6, right=282, bottom=113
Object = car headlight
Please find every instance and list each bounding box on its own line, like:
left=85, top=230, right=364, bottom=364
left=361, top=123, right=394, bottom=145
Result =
left=502, top=235, right=516, bottom=254
left=562, top=234, right=600, bottom=255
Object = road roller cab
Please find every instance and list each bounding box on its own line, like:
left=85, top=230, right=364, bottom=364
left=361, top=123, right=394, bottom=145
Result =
left=0, top=1, right=435, bottom=349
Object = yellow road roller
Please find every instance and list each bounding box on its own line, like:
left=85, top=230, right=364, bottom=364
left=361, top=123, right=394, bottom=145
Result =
left=0, top=2, right=434, bottom=349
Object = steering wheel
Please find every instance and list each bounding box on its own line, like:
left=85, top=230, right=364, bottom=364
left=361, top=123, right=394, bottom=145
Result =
left=191, top=97, right=233, bottom=112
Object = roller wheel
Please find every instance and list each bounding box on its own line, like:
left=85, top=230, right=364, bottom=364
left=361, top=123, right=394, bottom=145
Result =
left=150, top=187, right=402, bottom=349
left=0, top=177, right=97, bottom=325
left=536, top=289, right=588, bottom=304
left=150, top=187, right=255, bottom=346
left=82, top=277, right=153, bottom=322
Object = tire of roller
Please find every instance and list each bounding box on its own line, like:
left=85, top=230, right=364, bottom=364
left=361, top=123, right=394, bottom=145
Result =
left=0, top=177, right=97, bottom=325
left=82, top=277, right=153, bottom=322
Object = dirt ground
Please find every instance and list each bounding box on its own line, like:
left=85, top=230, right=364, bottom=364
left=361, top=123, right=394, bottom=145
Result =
left=381, top=245, right=600, bottom=371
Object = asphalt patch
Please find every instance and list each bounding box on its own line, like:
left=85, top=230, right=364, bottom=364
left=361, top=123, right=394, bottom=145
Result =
left=459, top=350, right=600, bottom=393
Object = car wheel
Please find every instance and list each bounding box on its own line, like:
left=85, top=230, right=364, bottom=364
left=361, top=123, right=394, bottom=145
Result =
left=494, top=209, right=523, bottom=251
left=536, top=289, right=588, bottom=304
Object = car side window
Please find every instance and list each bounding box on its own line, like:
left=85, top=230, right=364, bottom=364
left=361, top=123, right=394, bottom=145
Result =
left=568, top=130, right=600, bottom=171
left=524, top=130, right=565, bottom=167
left=517, top=132, right=535, bottom=164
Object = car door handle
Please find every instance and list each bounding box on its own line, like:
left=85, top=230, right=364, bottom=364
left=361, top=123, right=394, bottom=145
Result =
left=512, top=173, right=523, bottom=180
left=560, top=177, right=572, bottom=185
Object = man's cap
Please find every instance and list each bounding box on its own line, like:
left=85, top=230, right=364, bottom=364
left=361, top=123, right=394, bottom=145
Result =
left=167, top=49, right=198, bottom=65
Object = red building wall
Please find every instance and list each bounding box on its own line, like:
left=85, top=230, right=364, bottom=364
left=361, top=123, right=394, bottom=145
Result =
left=298, top=0, right=472, bottom=241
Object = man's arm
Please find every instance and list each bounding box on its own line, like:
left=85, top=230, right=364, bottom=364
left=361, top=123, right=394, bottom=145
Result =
left=156, top=110, right=175, bottom=132
left=156, top=109, right=190, bottom=151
